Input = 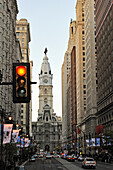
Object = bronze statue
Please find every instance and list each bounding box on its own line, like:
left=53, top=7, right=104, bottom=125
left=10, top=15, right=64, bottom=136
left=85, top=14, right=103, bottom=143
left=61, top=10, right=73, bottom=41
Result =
left=44, top=48, right=48, bottom=55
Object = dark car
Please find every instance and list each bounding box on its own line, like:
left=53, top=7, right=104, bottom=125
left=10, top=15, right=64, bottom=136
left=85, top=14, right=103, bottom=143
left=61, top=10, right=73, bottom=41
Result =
left=67, top=155, right=75, bottom=162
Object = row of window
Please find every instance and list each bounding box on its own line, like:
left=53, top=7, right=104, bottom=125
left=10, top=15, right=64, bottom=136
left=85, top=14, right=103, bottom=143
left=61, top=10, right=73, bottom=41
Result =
left=16, top=32, right=25, bottom=37
left=98, top=112, right=113, bottom=125
left=17, top=27, right=25, bottom=30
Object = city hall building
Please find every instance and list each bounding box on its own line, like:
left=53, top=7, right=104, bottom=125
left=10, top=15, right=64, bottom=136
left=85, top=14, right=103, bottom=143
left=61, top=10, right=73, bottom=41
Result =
left=32, top=49, right=62, bottom=152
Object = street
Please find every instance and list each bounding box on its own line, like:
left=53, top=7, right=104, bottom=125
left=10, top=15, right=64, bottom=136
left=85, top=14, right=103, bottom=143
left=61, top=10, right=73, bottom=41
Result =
left=24, top=157, right=68, bottom=170
left=24, top=157, right=113, bottom=170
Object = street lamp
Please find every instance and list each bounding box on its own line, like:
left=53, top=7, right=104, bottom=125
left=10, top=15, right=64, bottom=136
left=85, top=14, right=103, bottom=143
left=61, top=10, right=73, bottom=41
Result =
left=16, top=121, right=19, bottom=129
left=8, top=116, right=12, bottom=121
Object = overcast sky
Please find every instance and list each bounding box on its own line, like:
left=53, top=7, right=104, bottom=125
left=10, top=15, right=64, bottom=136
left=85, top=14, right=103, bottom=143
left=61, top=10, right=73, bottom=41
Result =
left=17, top=0, right=77, bottom=121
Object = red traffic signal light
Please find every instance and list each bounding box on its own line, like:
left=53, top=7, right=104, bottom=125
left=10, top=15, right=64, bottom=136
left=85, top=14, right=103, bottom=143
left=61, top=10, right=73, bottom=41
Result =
left=13, top=63, right=31, bottom=103
left=16, top=66, right=26, bottom=76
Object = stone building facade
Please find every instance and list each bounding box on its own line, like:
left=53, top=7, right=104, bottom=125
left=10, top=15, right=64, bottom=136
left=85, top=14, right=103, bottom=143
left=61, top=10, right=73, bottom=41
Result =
left=0, top=0, right=21, bottom=122
left=32, top=51, right=62, bottom=152
left=95, top=0, right=113, bottom=136
left=16, top=18, right=32, bottom=136
left=84, top=0, right=97, bottom=154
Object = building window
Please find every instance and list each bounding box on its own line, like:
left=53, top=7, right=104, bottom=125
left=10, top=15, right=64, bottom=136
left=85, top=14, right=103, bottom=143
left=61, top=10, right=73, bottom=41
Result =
left=22, top=33, right=24, bottom=36
left=22, top=43, right=24, bottom=47
left=16, top=32, right=20, bottom=36
left=84, top=90, right=86, bottom=94
left=83, top=47, right=85, bottom=50
left=22, top=56, right=24, bottom=60
left=22, top=38, right=24, bottom=42
left=22, top=27, right=24, bottom=30
left=82, top=41, right=85, bottom=45
left=71, top=27, right=73, bottom=34
left=82, top=36, right=85, bottom=40
left=83, top=57, right=85, bottom=61
left=83, top=52, right=85, bottom=56
left=0, top=17, right=1, bottom=25
left=17, top=27, right=20, bottom=30
left=22, top=50, right=24, bottom=53
left=0, top=3, right=2, bottom=9
left=83, top=85, right=86, bottom=88
left=46, top=117, right=48, bottom=121
left=21, top=110, right=23, bottom=113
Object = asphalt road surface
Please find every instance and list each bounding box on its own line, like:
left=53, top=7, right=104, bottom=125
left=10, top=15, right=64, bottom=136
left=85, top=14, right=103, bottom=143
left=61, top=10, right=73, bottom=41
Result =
left=24, top=157, right=113, bottom=170
left=25, top=157, right=68, bottom=170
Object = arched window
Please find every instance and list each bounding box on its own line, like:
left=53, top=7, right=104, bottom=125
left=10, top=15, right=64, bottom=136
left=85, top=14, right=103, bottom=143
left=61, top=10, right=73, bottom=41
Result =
left=46, top=117, right=48, bottom=121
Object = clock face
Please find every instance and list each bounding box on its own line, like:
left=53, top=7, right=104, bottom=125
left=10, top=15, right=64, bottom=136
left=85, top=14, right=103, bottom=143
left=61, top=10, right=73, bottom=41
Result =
left=43, top=79, right=48, bottom=83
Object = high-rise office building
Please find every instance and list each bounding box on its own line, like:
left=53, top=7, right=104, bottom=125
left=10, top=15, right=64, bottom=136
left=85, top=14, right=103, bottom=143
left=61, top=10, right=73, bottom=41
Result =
left=95, top=1, right=113, bottom=135
left=62, top=20, right=76, bottom=144
left=84, top=0, right=97, bottom=152
left=16, top=19, right=32, bottom=135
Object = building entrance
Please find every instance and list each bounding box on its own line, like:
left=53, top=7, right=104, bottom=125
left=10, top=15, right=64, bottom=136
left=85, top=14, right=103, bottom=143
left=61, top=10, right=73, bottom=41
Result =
left=45, top=145, right=50, bottom=151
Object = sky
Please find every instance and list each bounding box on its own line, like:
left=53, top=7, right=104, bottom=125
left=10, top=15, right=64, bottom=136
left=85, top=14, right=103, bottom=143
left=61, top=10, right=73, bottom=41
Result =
left=17, top=0, right=77, bottom=121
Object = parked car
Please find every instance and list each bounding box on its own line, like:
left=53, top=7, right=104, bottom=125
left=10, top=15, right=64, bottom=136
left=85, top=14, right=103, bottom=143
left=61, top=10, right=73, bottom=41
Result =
left=82, top=157, right=96, bottom=169
left=55, top=154, right=61, bottom=158
left=34, top=154, right=38, bottom=158
left=29, top=156, right=35, bottom=162
left=78, top=155, right=84, bottom=161
left=39, top=154, right=44, bottom=158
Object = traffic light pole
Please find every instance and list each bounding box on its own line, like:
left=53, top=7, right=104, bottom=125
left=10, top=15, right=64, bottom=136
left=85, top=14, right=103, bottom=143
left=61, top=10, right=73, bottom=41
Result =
left=0, top=82, right=37, bottom=85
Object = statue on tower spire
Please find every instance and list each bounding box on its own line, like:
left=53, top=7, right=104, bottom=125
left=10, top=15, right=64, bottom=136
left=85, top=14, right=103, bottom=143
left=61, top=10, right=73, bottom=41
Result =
left=44, top=48, right=48, bottom=55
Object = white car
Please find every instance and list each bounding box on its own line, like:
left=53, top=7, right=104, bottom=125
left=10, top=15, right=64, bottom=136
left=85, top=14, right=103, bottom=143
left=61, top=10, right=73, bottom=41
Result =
left=78, top=155, right=84, bottom=161
left=29, top=156, right=35, bottom=162
left=46, top=153, right=51, bottom=159
left=34, top=154, right=38, bottom=158
left=82, top=157, right=96, bottom=169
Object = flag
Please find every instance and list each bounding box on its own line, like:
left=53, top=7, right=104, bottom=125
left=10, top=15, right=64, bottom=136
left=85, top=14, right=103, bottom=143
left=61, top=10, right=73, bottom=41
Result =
left=86, top=139, right=89, bottom=147
left=73, top=131, right=76, bottom=136
left=17, top=136, right=21, bottom=147
left=21, top=138, right=24, bottom=147
left=25, top=138, right=30, bottom=147
left=3, top=124, right=13, bottom=144
left=12, top=130, right=19, bottom=143
left=77, top=128, right=81, bottom=134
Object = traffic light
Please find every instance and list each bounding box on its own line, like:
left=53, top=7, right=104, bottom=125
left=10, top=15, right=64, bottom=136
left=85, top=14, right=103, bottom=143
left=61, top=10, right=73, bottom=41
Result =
left=13, top=63, right=31, bottom=103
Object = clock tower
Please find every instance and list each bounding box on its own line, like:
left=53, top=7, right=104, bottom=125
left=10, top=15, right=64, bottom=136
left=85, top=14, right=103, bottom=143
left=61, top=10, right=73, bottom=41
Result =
left=32, top=48, right=62, bottom=152
left=38, top=49, right=53, bottom=116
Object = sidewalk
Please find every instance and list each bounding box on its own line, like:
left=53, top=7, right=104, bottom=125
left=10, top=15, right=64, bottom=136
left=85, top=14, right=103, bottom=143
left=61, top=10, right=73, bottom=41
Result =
left=55, top=158, right=82, bottom=170
left=97, top=160, right=113, bottom=165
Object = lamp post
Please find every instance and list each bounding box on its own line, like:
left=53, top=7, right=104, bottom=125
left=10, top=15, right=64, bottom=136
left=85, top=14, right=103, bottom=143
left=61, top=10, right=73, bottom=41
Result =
left=0, top=108, right=4, bottom=167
